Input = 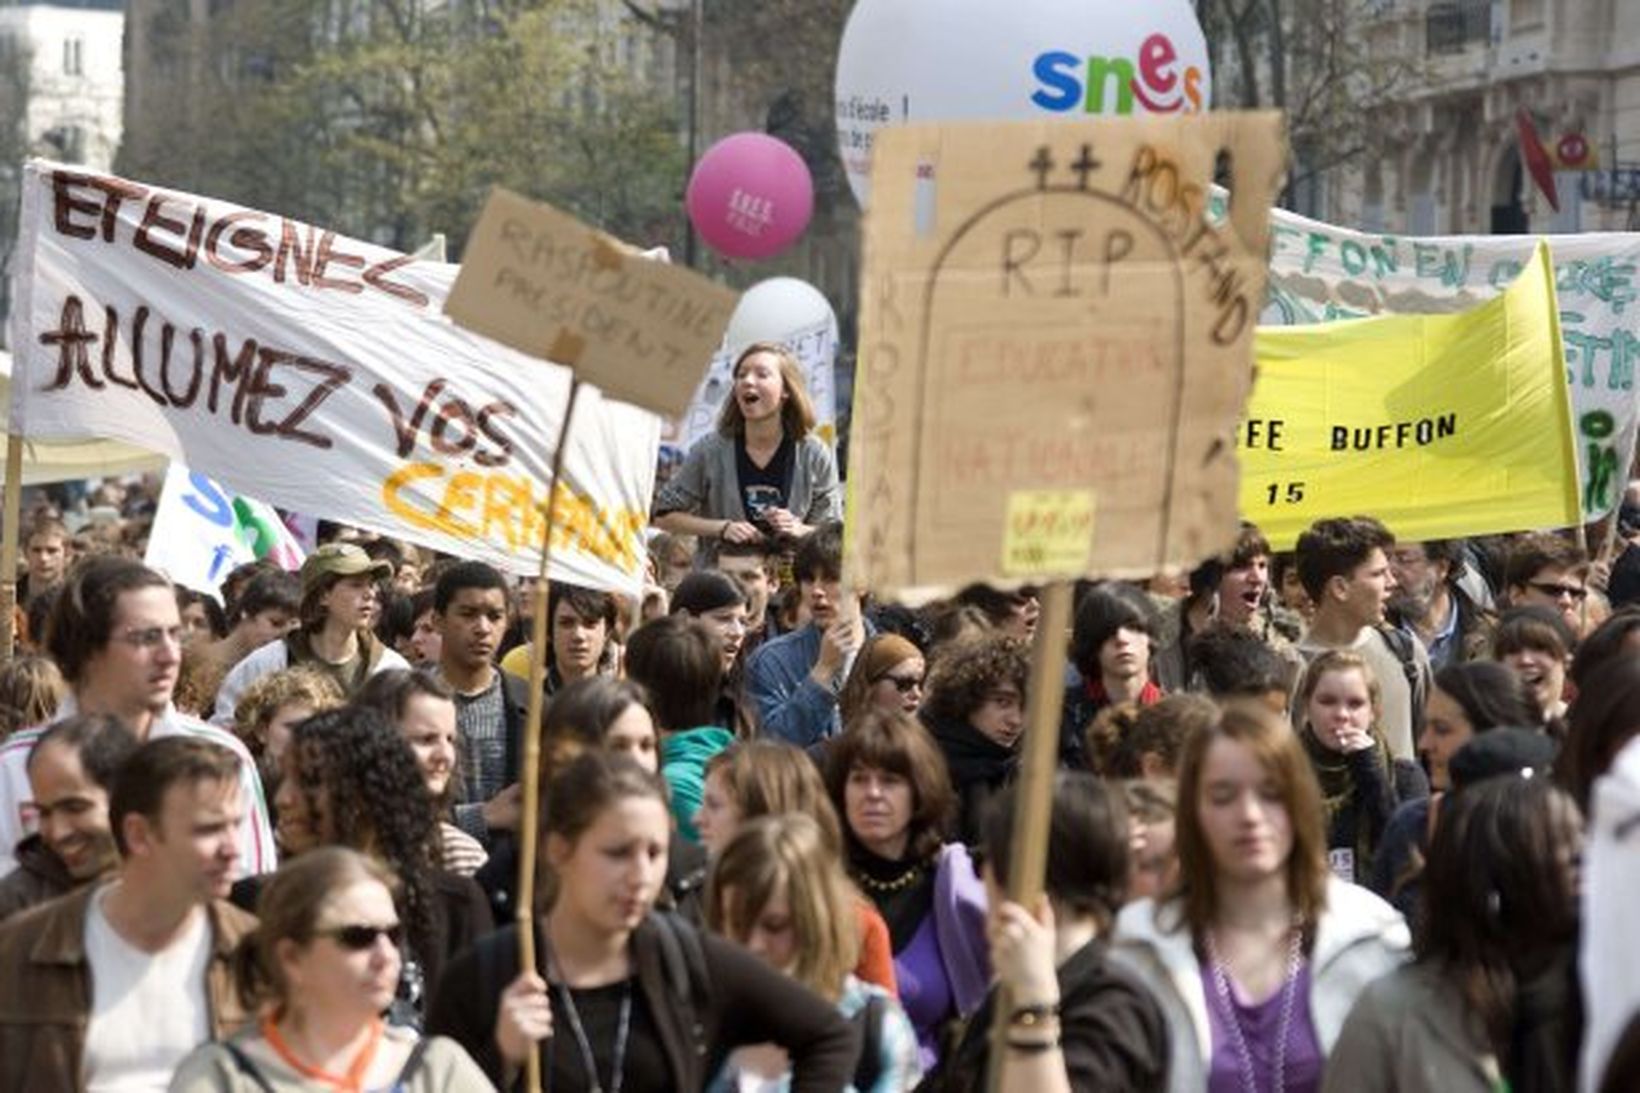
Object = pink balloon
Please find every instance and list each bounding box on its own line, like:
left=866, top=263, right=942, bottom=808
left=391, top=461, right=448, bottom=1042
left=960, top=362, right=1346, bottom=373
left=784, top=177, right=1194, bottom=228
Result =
left=686, top=133, right=814, bottom=261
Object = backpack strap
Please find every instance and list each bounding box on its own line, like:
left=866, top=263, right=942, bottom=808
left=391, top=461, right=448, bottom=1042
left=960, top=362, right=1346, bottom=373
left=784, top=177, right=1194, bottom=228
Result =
left=1377, top=624, right=1429, bottom=732
left=393, top=1036, right=433, bottom=1086
left=222, top=1040, right=278, bottom=1093
left=851, top=993, right=886, bottom=1092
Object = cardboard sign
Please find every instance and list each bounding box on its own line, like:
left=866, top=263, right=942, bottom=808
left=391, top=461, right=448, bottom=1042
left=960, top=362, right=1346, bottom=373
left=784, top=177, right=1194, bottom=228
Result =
left=844, top=114, right=1285, bottom=599
left=1241, top=242, right=1582, bottom=548
left=8, top=162, right=661, bottom=596
left=445, top=188, right=739, bottom=418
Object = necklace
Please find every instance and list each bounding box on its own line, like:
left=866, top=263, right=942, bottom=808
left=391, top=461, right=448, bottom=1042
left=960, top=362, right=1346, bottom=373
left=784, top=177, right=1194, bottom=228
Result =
left=1203, top=923, right=1304, bottom=1093
left=553, top=976, right=632, bottom=1093
left=859, top=853, right=924, bottom=892
left=261, top=1014, right=383, bottom=1092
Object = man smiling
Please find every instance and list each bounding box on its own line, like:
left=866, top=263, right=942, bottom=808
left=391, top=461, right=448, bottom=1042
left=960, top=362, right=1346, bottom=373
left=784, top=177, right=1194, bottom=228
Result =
left=0, top=558, right=275, bottom=880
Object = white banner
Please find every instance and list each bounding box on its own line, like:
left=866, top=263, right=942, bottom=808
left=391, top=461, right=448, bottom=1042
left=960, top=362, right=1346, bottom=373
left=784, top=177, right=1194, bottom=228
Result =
left=1255, top=202, right=1640, bottom=520
left=9, top=162, right=661, bottom=595
left=145, top=464, right=305, bottom=601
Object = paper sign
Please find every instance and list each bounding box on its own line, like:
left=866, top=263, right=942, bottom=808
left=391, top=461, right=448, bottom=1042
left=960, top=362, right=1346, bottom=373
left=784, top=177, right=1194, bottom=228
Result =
left=8, top=162, right=661, bottom=596
left=1002, top=490, right=1096, bottom=576
left=445, top=188, right=740, bottom=418
left=844, top=114, right=1286, bottom=599
left=1248, top=197, right=1640, bottom=521
left=1240, top=242, right=1582, bottom=548
left=145, top=464, right=305, bottom=601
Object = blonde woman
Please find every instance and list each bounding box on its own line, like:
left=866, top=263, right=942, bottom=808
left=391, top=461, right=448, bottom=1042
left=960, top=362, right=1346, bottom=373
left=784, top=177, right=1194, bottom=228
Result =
left=654, top=342, right=841, bottom=547
left=1112, top=701, right=1409, bottom=1093
left=707, top=813, right=920, bottom=1092
left=170, top=848, right=490, bottom=1091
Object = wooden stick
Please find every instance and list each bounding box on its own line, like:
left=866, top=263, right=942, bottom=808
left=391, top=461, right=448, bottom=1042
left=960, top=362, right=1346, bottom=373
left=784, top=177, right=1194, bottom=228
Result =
left=985, top=579, right=1074, bottom=1093
left=1, top=436, right=23, bottom=661
left=516, top=377, right=583, bottom=1093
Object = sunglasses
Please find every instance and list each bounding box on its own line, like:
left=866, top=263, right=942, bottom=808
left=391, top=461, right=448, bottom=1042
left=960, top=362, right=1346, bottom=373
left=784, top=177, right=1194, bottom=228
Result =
left=878, top=673, right=923, bottom=694
left=1527, top=580, right=1588, bottom=602
left=318, top=923, right=403, bottom=951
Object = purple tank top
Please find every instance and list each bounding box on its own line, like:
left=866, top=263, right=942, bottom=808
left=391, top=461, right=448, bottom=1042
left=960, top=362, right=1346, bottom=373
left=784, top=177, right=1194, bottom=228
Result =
left=1201, top=960, right=1324, bottom=1093
left=894, top=914, right=955, bottom=1073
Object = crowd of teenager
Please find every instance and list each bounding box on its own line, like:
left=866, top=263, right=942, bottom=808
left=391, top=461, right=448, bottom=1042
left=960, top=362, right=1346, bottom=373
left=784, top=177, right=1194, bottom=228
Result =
left=0, top=343, right=1638, bottom=1092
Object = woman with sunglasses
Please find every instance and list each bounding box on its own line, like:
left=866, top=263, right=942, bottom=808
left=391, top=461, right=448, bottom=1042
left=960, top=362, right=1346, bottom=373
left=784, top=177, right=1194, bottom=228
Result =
left=429, top=752, right=856, bottom=1091
left=840, top=634, right=927, bottom=728
left=1112, top=701, right=1409, bottom=1093
left=261, top=707, right=493, bottom=1027
left=171, top=847, right=491, bottom=1091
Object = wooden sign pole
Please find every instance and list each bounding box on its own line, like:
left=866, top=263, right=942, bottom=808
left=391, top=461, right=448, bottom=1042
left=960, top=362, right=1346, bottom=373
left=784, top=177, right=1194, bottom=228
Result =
left=985, top=580, right=1074, bottom=1092
left=1, top=436, right=24, bottom=661
left=516, top=377, right=583, bottom=1093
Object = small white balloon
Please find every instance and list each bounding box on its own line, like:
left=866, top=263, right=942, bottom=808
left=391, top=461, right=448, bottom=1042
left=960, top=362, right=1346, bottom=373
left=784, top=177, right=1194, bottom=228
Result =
left=724, top=277, right=838, bottom=355
left=835, top=0, right=1211, bottom=208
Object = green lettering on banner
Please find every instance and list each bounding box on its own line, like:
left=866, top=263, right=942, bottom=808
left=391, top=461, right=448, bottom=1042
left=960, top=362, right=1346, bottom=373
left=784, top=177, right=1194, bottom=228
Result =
left=1562, top=318, right=1609, bottom=389
left=1340, top=239, right=1369, bottom=276
left=1612, top=330, right=1639, bottom=391
left=1370, top=241, right=1399, bottom=280
left=1489, top=259, right=1524, bottom=288
left=1556, top=257, right=1638, bottom=312
left=1582, top=411, right=1618, bottom=514
left=1305, top=231, right=1330, bottom=274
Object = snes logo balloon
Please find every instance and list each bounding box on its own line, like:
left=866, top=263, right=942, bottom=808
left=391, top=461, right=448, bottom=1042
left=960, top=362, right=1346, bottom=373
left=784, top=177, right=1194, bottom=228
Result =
left=835, top=0, right=1211, bottom=207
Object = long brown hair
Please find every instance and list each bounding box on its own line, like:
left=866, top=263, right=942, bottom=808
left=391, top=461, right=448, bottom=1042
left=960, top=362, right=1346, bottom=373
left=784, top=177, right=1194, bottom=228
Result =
left=715, top=342, right=817, bottom=440
left=706, top=813, right=858, bottom=1001
left=1166, top=702, right=1330, bottom=938
left=705, top=740, right=843, bottom=853
left=825, top=709, right=955, bottom=861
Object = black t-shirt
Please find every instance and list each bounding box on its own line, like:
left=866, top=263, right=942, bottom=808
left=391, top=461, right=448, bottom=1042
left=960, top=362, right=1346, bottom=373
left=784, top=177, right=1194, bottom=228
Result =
left=548, top=978, right=670, bottom=1093
left=735, top=434, right=795, bottom=531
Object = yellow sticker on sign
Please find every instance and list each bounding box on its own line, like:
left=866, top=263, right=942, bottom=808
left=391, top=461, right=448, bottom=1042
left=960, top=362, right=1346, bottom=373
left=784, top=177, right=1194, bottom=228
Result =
left=1002, top=490, right=1096, bottom=578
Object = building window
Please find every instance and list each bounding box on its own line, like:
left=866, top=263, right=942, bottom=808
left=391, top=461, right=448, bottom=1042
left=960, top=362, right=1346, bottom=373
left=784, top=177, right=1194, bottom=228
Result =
left=63, top=36, right=83, bottom=76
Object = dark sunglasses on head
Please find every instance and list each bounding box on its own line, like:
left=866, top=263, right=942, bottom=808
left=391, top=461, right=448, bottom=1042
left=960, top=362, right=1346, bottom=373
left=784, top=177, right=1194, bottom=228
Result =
left=319, top=923, right=403, bottom=951
left=878, top=673, right=923, bottom=694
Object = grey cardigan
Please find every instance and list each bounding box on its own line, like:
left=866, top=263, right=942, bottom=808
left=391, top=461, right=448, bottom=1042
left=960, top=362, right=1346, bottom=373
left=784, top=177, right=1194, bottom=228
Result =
left=654, top=431, right=841, bottom=526
left=1322, top=961, right=1503, bottom=1093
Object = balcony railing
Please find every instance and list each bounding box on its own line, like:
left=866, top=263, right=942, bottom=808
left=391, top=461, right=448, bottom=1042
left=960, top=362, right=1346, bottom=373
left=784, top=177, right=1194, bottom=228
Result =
left=1426, top=0, right=1492, bottom=53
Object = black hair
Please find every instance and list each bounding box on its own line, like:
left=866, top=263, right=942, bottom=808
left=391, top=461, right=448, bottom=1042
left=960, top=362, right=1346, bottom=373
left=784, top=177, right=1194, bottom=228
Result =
left=435, top=561, right=510, bottom=615
left=1560, top=655, right=1640, bottom=813
left=287, top=706, right=440, bottom=976
left=1418, top=775, right=1581, bottom=1066
left=232, top=571, right=301, bottom=626
left=792, top=522, right=844, bottom=584
left=1069, top=583, right=1158, bottom=678
left=29, top=713, right=139, bottom=791
left=1189, top=626, right=1295, bottom=699
left=982, top=771, right=1129, bottom=928
left=110, top=736, right=241, bottom=856
left=1432, top=660, right=1542, bottom=732
left=1569, top=607, right=1640, bottom=692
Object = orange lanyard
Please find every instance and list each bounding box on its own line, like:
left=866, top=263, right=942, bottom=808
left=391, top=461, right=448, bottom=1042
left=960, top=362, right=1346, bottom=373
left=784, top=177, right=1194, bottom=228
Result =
left=261, top=1015, right=384, bottom=1092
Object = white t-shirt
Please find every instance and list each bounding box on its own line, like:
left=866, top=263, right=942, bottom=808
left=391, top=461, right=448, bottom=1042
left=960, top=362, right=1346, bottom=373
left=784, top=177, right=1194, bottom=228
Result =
left=83, top=885, right=212, bottom=1092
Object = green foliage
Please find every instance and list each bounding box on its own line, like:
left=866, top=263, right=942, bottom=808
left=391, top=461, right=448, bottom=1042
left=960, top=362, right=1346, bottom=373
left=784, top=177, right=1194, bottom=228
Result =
left=120, top=0, right=688, bottom=255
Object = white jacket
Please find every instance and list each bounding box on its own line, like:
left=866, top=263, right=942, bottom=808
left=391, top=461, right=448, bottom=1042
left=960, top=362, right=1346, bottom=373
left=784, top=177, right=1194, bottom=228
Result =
left=1111, top=877, right=1411, bottom=1092
left=212, top=636, right=408, bottom=726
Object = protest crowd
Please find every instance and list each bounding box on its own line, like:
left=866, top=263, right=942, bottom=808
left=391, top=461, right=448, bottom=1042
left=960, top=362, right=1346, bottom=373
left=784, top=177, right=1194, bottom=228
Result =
left=0, top=332, right=1637, bottom=1093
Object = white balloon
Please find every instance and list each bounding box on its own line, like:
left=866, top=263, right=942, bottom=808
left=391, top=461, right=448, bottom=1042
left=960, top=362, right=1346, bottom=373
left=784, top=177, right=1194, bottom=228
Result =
left=723, top=277, right=838, bottom=354
left=835, top=0, right=1211, bottom=208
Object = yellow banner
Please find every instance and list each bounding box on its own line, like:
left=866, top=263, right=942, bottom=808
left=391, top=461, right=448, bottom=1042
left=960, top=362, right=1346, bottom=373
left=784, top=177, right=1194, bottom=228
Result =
left=1240, top=241, right=1581, bottom=549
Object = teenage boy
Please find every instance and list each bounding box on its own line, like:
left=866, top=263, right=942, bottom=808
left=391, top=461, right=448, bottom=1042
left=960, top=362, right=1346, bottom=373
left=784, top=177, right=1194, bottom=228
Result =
left=1295, top=516, right=1431, bottom=762
left=745, top=523, right=866, bottom=747
left=434, top=562, right=529, bottom=846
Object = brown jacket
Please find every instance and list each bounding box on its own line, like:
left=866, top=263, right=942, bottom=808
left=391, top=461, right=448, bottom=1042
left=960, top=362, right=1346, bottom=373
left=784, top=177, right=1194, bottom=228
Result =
left=0, top=884, right=257, bottom=1093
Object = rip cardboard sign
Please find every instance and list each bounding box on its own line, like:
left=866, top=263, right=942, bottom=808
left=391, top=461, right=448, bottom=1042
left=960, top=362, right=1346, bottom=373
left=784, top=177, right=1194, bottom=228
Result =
left=843, top=114, right=1285, bottom=599
left=446, top=188, right=740, bottom=418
